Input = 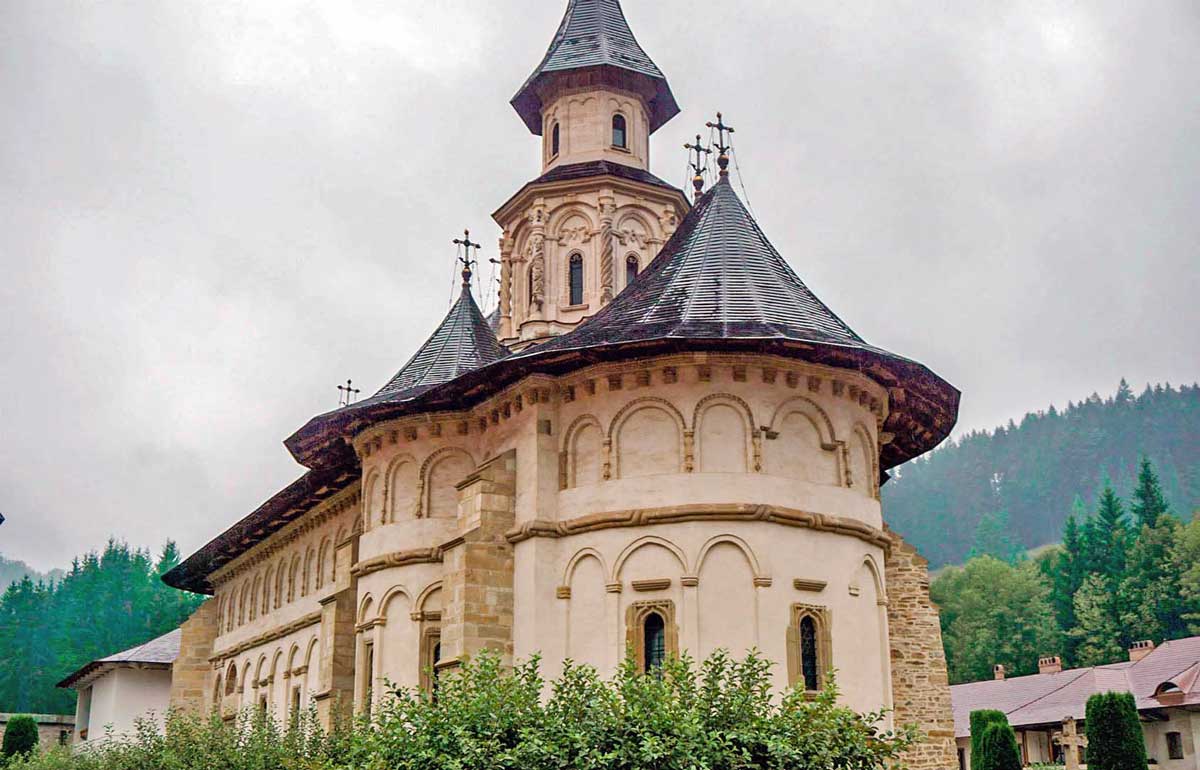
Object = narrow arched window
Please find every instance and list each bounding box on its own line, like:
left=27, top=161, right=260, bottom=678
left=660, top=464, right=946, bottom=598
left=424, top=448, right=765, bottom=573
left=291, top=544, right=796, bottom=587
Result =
left=625, top=255, right=639, bottom=287
left=225, top=664, right=237, bottom=696
left=800, top=616, right=819, bottom=691
left=569, top=253, right=584, bottom=305
left=551, top=123, right=560, bottom=157
left=643, top=611, right=666, bottom=673
left=612, top=114, right=627, bottom=148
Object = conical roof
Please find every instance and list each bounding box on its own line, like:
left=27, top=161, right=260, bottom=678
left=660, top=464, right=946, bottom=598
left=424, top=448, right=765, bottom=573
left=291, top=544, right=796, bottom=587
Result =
left=518, top=176, right=874, bottom=353
left=372, top=283, right=508, bottom=402
left=512, top=0, right=679, bottom=134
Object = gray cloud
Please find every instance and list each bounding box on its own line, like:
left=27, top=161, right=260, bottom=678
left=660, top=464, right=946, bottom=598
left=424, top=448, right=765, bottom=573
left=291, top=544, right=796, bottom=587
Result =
left=1, top=0, right=1197, bottom=571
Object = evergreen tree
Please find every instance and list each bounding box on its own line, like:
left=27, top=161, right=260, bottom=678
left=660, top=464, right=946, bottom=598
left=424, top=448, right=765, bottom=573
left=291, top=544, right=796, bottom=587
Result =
left=1176, top=519, right=1200, bottom=633
left=1085, top=692, right=1147, bottom=770
left=0, top=539, right=203, bottom=714
left=970, top=710, right=1008, bottom=766
left=1131, top=456, right=1171, bottom=527
left=968, top=509, right=1023, bottom=563
left=1, top=715, right=38, bottom=758
left=1070, top=574, right=1124, bottom=666
left=975, top=721, right=1022, bottom=770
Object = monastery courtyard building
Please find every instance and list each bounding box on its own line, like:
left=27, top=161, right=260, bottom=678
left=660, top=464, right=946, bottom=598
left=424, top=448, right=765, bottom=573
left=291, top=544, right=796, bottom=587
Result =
left=163, top=2, right=962, bottom=768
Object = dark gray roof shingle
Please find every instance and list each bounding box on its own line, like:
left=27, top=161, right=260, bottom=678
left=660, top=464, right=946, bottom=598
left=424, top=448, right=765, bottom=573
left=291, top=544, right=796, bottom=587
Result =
left=512, top=0, right=679, bottom=134
left=511, top=176, right=883, bottom=357
left=373, top=284, right=508, bottom=402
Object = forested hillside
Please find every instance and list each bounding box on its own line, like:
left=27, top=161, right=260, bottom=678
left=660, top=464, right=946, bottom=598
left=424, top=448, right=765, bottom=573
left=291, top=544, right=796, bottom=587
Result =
left=882, top=381, right=1200, bottom=567
left=0, top=540, right=203, bottom=714
left=0, top=555, right=62, bottom=589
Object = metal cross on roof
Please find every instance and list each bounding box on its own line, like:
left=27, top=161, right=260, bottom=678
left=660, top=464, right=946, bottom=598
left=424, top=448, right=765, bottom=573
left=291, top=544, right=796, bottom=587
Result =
left=337, top=379, right=361, bottom=407
left=684, top=134, right=712, bottom=200
left=453, top=229, right=482, bottom=286
left=706, top=112, right=735, bottom=176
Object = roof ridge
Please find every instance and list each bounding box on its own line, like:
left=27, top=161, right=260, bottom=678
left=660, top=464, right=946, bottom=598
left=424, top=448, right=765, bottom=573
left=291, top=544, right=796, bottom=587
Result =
left=1004, top=668, right=1093, bottom=717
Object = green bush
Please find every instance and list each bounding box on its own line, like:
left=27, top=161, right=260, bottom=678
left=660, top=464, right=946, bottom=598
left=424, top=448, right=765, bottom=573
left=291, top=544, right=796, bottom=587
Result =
left=3, top=650, right=914, bottom=770
left=1086, top=691, right=1147, bottom=770
left=975, top=721, right=1022, bottom=770
left=970, top=709, right=1008, bottom=764
left=2, top=715, right=40, bottom=758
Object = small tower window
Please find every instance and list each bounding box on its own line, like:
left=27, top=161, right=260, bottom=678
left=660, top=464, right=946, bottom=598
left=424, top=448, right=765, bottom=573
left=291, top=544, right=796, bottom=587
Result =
left=612, top=114, right=627, bottom=149
left=800, top=616, right=819, bottom=691
left=569, top=253, right=584, bottom=305
left=625, top=255, right=639, bottom=287
left=551, top=123, right=560, bottom=157
left=643, top=611, right=666, bottom=673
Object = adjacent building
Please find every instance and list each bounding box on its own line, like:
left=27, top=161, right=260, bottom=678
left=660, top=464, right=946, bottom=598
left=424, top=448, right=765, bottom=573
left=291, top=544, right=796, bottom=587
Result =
left=153, top=2, right=962, bottom=769
left=57, top=629, right=180, bottom=745
left=952, top=637, right=1200, bottom=770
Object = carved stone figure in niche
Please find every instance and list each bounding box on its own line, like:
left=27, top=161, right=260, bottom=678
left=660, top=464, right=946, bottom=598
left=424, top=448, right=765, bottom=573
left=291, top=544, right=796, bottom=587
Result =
left=528, top=236, right=546, bottom=312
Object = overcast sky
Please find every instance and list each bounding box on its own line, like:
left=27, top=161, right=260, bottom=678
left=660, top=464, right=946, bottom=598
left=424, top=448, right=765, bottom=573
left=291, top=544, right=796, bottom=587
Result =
left=1, top=0, right=1197, bottom=572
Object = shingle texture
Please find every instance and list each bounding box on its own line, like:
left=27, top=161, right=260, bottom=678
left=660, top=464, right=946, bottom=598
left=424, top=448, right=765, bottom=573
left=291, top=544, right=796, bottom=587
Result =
left=511, top=0, right=679, bottom=134
left=373, top=284, right=508, bottom=401
left=950, top=636, right=1200, bottom=737
left=512, top=176, right=879, bottom=357
left=57, top=629, right=181, bottom=688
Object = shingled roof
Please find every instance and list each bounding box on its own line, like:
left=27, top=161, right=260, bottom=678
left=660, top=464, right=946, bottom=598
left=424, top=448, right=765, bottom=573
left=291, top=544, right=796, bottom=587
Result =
left=511, top=0, right=679, bottom=134
left=373, top=282, right=508, bottom=402
left=285, top=176, right=958, bottom=473
left=57, top=629, right=181, bottom=689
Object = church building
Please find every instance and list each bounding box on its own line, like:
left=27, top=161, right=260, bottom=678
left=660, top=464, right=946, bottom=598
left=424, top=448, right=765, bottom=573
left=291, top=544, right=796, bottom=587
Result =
left=162, top=2, right=962, bottom=768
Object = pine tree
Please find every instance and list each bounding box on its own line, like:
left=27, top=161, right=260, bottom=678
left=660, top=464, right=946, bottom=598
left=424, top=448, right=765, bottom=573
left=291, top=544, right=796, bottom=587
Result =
left=968, top=509, right=1023, bottom=563
left=1132, top=456, right=1170, bottom=527
left=1085, top=692, right=1147, bottom=770
left=1070, top=574, right=1124, bottom=666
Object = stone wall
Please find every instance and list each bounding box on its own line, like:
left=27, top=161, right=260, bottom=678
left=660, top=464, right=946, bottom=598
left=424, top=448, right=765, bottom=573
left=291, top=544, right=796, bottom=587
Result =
left=169, top=598, right=220, bottom=714
left=886, top=531, right=957, bottom=770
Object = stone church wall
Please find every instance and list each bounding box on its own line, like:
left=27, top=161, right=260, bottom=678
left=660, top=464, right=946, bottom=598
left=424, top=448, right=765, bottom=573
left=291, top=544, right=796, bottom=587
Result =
left=886, top=531, right=958, bottom=770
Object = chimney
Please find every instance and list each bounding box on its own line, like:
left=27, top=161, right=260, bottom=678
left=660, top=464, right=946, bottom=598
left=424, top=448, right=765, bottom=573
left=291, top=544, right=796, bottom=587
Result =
left=1039, top=656, right=1063, bottom=675
left=994, top=664, right=1006, bottom=681
left=1129, top=640, right=1156, bottom=662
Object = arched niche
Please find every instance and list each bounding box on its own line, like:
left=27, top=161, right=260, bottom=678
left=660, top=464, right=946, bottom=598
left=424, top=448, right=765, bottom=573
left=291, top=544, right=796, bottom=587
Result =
left=848, top=424, right=878, bottom=498
left=697, top=539, right=758, bottom=659
left=420, top=448, right=475, bottom=519
left=565, top=551, right=607, bottom=669
left=609, top=398, right=686, bottom=479
left=563, top=414, right=604, bottom=488
left=362, top=470, right=381, bottom=531
left=613, top=535, right=688, bottom=583
left=765, top=397, right=842, bottom=485
left=693, top=394, right=756, bottom=473
left=384, top=454, right=418, bottom=523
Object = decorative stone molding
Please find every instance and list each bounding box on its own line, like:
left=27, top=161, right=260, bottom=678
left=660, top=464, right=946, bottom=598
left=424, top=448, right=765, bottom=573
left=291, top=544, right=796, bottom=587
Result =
left=351, top=548, right=443, bottom=580
left=555, top=586, right=571, bottom=599
left=210, top=611, right=322, bottom=663
left=752, top=576, right=773, bottom=588
left=793, top=578, right=828, bottom=592
left=506, top=503, right=891, bottom=551
left=680, top=576, right=699, bottom=587
left=631, top=578, right=671, bottom=592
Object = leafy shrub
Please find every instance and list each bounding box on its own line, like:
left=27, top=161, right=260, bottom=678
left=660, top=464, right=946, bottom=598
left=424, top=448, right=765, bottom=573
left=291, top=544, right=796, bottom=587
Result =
left=5, top=650, right=913, bottom=770
left=1085, top=691, right=1147, bottom=770
left=2, top=715, right=39, bottom=758
left=969, top=709, right=1008, bottom=764
left=975, top=721, right=1022, bottom=770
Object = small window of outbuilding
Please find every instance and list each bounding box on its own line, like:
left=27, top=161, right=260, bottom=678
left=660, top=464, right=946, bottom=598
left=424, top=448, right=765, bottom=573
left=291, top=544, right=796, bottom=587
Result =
left=569, top=253, right=584, bottom=305
left=1168, top=732, right=1185, bottom=760
left=612, top=114, right=627, bottom=148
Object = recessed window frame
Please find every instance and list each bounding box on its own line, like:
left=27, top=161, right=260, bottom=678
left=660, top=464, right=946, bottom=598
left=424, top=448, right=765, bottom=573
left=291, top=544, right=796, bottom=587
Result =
left=568, top=252, right=584, bottom=306
left=786, top=604, right=832, bottom=693
left=625, top=600, right=678, bottom=673
left=612, top=113, right=628, bottom=149
left=1168, top=731, right=1185, bottom=760
left=551, top=123, right=561, bottom=158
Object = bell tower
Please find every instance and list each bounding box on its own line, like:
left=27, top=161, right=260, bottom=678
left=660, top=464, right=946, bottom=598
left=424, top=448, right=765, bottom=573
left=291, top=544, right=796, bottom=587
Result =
left=493, top=0, right=690, bottom=350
